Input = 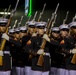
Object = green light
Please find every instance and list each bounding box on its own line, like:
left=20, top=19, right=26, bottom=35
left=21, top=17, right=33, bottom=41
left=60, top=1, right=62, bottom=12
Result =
left=28, top=0, right=32, bottom=16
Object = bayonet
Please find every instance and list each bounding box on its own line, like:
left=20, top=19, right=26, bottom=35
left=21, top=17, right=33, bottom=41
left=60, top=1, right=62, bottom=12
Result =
left=63, top=11, right=69, bottom=24
left=32, top=11, right=38, bottom=21
left=13, top=20, right=18, bottom=29
left=38, top=3, right=46, bottom=21
left=11, top=0, right=19, bottom=17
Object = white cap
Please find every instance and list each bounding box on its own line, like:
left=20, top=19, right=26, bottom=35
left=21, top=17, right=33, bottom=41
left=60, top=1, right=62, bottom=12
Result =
left=9, top=29, right=15, bottom=33
left=59, top=24, right=69, bottom=30
left=68, top=22, right=76, bottom=28
left=19, top=26, right=27, bottom=31
left=25, top=21, right=30, bottom=25
left=28, top=21, right=36, bottom=26
left=0, top=17, right=8, bottom=25
left=36, top=21, right=47, bottom=28
left=52, top=27, right=59, bottom=32
left=14, top=28, right=20, bottom=32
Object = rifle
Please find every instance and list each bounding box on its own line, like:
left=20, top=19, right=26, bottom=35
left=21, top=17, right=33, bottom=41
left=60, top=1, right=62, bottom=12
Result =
left=32, top=11, right=38, bottom=33
left=72, top=13, right=76, bottom=22
left=32, top=11, right=38, bottom=22
left=17, top=15, right=23, bottom=28
left=2, top=8, right=7, bottom=18
left=12, top=20, right=18, bottom=29
left=71, top=13, right=76, bottom=64
left=49, top=13, right=57, bottom=37
left=28, top=11, right=38, bottom=59
left=0, top=0, right=19, bottom=66
left=25, top=11, right=38, bottom=26
left=63, top=11, right=69, bottom=24
left=71, top=45, right=76, bottom=64
left=25, top=15, right=32, bottom=27
left=26, top=11, right=38, bottom=34
left=5, top=5, right=11, bottom=18
left=38, top=3, right=46, bottom=22
left=37, top=3, right=59, bottom=66
left=27, top=15, right=32, bottom=22
left=66, top=13, right=76, bottom=64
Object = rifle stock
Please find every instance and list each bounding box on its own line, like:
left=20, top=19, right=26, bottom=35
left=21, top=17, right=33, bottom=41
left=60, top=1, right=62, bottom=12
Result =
left=71, top=47, right=76, bottom=64
left=0, top=15, right=12, bottom=66
left=0, top=0, right=19, bottom=66
left=70, top=14, right=76, bottom=64
left=37, top=3, right=59, bottom=66
left=37, top=40, right=46, bottom=66
left=71, top=54, right=76, bottom=64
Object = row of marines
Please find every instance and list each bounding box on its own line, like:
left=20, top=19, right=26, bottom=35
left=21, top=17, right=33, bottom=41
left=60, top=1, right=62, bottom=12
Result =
left=0, top=16, right=76, bottom=75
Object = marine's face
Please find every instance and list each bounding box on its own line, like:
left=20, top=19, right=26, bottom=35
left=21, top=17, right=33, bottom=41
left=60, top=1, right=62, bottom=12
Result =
left=38, top=28, right=44, bottom=35
left=14, top=33, right=20, bottom=39
left=19, top=32, right=27, bottom=38
left=28, top=27, right=34, bottom=34
left=60, top=30, right=69, bottom=37
left=0, top=25, right=6, bottom=33
left=71, top=27, right=76, bottom=35
left=52, top=32, right=60, bottom=38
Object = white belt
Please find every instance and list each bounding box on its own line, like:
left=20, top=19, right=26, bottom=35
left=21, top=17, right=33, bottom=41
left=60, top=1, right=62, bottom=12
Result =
left=4, top=51, right=10, bottom=55
left=45, top=53, right=50, bottom=57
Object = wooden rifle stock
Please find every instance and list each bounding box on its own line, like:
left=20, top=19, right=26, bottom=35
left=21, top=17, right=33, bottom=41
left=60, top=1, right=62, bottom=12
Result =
left=37, top=3, right=59, bottom=66
left=37, top=39, right=47, bottom=66
left=71, top=46, right=76, bottom=64
left=70, top=14, right=76, bottom=64
left=0, top=14, right=12, bottom=66
left=37, top=16, right=54, bottom=66
left=71, top=54, right=76, bottom=64
left=0, top=0, right=19, bottom=66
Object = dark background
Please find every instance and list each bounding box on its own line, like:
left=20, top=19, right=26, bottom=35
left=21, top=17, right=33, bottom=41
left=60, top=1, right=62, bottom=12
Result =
left=0, top=0, right=76, bottom=27
left=0, top=0, right=75, bottom=10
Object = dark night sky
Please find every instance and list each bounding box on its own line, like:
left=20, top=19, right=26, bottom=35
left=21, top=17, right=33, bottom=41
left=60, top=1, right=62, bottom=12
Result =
left=0, top=0, right=75, bottom=11
left=33, top=0, right=76, bottom=11
left=0, top=0, right=75, bottom=26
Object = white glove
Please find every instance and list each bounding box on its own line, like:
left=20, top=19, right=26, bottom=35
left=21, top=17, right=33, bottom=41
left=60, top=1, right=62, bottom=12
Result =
left=37, top=49, right=44, bottom=55
left=1, top=33, right=9, bottom=41
left=42, top=34, right=50, bottom=42
left=32, top=33, right=37, bottom=37
left=0, top=51, right=3, bottom=56
left=70, top=48, right=76, bottom=54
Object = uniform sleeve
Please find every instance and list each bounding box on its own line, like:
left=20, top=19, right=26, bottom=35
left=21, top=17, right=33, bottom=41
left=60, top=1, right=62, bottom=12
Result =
left=50, top=40, right=60, bottom=46
left=24, top=37, right=36, bottom=55
left=9, top=38, right=21, bottom=47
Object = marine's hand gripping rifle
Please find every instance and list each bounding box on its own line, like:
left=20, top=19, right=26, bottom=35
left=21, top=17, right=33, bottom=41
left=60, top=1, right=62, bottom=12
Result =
left=37, top=3, right=59, bottom=66
left=0, top=0, right=19, bottom=66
